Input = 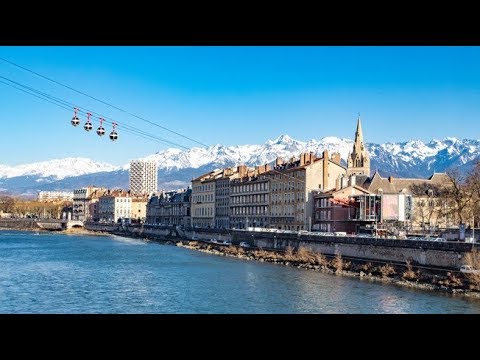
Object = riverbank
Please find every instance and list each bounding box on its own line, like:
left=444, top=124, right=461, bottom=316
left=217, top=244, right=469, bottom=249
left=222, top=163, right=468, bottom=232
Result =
left=61, top=227, right=111, bottom=236
left=0, top=225, right=113, bottom=237
left=177, top=240, right=480, bottom=300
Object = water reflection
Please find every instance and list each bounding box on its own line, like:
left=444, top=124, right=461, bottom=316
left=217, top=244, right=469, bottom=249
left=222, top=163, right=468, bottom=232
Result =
left=1, top=230, right=480, bottom=314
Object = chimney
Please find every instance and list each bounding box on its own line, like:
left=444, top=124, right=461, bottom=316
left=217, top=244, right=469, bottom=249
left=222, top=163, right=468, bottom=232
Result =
left=331, top=152, right=341, bottom=164
left=275, top=157, right=284, bottom=166
left=336, top=175, right=341, bottom=190
left=300, top=153, right=306, bottom=166
left=388, top=176, right=394, bottom=183
left=350, top=174, right=356, bottom=186
left=237, top=165, right=247, bottom=178
left=323, top=156, right=329, bottom=190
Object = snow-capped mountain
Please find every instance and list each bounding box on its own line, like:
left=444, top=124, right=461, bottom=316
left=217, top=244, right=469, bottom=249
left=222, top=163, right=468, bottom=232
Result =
left=1, top=135, right=479, bottom=196
left=0, top=157, right=120, bottom=180
left=139, top=135, right=354, bottom=171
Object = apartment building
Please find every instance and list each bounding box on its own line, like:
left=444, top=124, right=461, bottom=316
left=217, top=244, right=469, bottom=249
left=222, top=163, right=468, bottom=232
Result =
left=214, top=166, right=246, bottom=229
left=131, top=194, right=149, bottom=222
left=129, top=160, right=158, bottom=196
left=146, top=188, right=191, bottom=226
left=230, top=165, right=270, bottom=229
left=191, top=170, right=221, bottom=228
left=267, top=151, right=346, bottom=231
left=73, top=186, right=107, bottom=221
left=98, top=189, right=132, bottom=222
left=313, top=183, right=372, bottom=233
left=38, top=191, right=74, bottom=203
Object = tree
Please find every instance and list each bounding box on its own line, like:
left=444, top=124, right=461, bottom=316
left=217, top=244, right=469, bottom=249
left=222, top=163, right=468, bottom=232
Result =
left=465, top=159, right=480, bottom=226
left=444, top=169, right=472, bottom=225
left=410, top=182, right=450, bottom=231
left=0, top=195, right=15, bottom=213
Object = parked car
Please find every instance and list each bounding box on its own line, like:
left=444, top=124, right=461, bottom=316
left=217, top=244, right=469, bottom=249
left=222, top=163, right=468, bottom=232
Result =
left=239, top=241, right=251, bottom=248
left=432, top=237, right=446, bottom=242
left=222, top=240, right=232, bottom=246
left=460, top=265, right=480, bottom=274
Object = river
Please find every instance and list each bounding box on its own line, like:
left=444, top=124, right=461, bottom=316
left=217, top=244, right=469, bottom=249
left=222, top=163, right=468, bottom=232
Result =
left=1, top=230, right=479, bottom=314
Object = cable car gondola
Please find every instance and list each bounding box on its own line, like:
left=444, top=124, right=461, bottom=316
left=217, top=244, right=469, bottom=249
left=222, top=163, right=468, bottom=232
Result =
left=109, top=122, right=118, bottom=141
left=97, top=117, right=105, bottom=136
left=71, top=107, right=80, bottom=126
left=84, top=112, right=93, bottom=131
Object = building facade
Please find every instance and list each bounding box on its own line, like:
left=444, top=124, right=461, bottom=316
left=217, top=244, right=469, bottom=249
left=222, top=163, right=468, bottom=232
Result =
left=230, top=165, right=270, bottom=229
left=98, top=190, right=132, bottom=222
left=214, top=166, right=245, bottom=229
left=191, top=170, right=220, bottom=228
left=129, top=160, right=158, bottom=196
left=366, top=172, right=451, bottom=232
left=313, top=184, right=372, bottom=233
left=38, top=191, right=74, bottom=202
left=72, top=186, right=107, bottom=222
left=131, top=195, right=148, bottom=222
left=146, top=188, right=191, bottom=226
left=267, top=151, right=346, bottom=231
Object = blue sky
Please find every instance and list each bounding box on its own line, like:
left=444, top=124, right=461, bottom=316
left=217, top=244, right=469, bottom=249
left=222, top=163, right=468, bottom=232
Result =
left=1, top=46, right=479, bottom=166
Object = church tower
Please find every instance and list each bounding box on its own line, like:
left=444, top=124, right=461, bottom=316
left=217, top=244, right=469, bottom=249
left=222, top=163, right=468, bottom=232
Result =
left=347, top=116, right=370, bottom=176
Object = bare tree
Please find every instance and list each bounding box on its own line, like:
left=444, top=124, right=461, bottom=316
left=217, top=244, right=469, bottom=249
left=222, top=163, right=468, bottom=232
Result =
left=466, top=159, right=480, bottom=226
left=410, top=183, right=449, bottom=232
left=444, top=169, right=472, bottom=225
left=0, top=195, right=15, bottom=213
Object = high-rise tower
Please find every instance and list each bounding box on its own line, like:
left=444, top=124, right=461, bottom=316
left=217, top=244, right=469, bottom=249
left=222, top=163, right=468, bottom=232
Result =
left=129, top=160, right=158, bottom=196
left=347, top=116, right=370, bottom=176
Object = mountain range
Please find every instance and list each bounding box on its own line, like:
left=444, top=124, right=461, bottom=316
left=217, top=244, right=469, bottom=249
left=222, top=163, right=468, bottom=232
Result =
left=1, top=135, right=479, bottom=196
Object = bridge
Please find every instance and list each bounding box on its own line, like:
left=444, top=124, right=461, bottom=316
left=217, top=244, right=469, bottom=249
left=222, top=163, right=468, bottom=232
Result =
left=36, top=219, right=84, bottom=230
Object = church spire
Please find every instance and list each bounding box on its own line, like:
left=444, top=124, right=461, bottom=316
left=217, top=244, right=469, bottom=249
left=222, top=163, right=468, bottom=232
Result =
left=355, top=114, right=363, bottom=147
left=347, top=115, right=370, bottom=176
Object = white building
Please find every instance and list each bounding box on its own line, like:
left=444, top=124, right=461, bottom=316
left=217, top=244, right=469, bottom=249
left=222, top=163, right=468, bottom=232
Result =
left=129, top=160, right=158, bottom=196
left=38, top=191, right=74, bottom=202
left=98, top=190, right=132, bottom=223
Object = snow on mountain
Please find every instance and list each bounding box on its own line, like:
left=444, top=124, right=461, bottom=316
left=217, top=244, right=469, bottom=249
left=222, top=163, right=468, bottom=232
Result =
left=136, top=135, right=353, bottom=172
left=0, top=157, right=121, bottom=180
left=137, top=135, right=480, bottom=179
left=1, top=135, right=480, bottom=196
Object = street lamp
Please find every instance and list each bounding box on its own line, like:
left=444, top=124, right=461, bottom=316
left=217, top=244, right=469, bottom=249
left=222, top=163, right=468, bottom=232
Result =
left=473, top=215, right=476, bottom=248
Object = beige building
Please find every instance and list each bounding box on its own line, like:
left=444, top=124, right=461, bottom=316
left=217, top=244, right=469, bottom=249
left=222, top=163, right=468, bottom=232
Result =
left=131, top=195, right=148, bottom=222
left=215, top=166, right=245, bottom=229
left=267, top=151, right=346, bottom=231
left=38, top=191, right=74, bottom=203
left=191, top=171, right=220, bottom=228
left=98, top=189, right=132, bottom=222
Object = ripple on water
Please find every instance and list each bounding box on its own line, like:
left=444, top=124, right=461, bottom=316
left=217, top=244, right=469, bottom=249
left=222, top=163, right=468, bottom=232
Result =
left=0, top=230, right=480, bottom=314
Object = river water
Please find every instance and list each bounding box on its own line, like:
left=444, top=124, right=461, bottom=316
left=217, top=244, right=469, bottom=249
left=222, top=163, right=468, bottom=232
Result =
left=1, top=230, right=479, bottom=314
